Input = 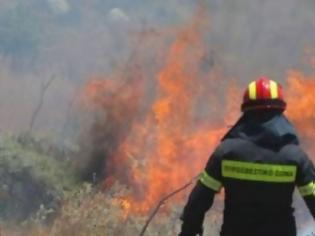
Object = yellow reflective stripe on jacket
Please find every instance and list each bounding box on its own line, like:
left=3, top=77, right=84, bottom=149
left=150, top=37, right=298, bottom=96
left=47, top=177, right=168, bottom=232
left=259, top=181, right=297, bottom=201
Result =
left=222, top=160, right=297, bottom=183
left=199, top=171, right=222, bottom=191
left=298, top=182, right=315, bottom=197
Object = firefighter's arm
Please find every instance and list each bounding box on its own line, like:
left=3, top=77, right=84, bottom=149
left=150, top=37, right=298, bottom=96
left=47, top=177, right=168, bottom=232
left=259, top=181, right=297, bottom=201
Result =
left=296, top=150, right=315, bottom=218
left=179, top=146, right=223, bottom=236
left=179, top=182, right=215, bottom=236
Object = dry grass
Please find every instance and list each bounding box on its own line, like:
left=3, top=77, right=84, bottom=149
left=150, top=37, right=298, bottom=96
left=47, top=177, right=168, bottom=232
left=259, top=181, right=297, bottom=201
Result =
left=0, top=133, right=221, bottom=236
left=0, top=182, right=221, bottom=236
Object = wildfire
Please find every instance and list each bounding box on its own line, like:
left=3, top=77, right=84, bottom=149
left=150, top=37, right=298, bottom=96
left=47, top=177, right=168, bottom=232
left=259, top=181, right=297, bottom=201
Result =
left=286, top=70, right=315, bottom=155
left=82, top=5, right=232, bottom=215
left=82, top=4, right=315, bottom=218
left=112, top=197, right=132, bottom=219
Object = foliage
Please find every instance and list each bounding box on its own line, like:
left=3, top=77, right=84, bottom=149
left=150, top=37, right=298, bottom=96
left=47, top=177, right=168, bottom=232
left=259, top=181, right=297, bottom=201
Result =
left=0, top=132, right=221, bottom=235
left=10, top=182, right=220, bottom=236
left=0, top=133, right=78, bottom=222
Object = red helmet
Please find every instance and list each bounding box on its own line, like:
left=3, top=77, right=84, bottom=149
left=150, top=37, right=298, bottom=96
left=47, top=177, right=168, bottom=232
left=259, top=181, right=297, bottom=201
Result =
left=241, top=76, right=286, bottom=112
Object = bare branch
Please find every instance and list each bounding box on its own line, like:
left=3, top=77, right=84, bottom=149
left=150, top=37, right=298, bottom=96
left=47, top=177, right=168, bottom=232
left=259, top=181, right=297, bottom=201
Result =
left=139, top=175, right=199, bottom=236
left=29, top=74, right=56, bottom=132
left=61, top=91, right=77, bottom=137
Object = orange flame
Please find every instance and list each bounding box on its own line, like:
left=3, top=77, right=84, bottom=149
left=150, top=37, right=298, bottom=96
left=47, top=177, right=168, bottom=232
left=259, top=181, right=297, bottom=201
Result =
left=82, top=4, right=315, bottom=217
left=83, top=6, right=232, bottom=214
left=286, top=70, right=315, bottom=155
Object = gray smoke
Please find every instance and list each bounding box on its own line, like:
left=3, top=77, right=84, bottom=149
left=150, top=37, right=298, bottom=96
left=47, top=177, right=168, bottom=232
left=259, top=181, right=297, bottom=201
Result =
left=0, top=0, right=315, bottom=134
left=1, top=0, right=315, bottom=232
left=207, top=0, right=315, bottom=81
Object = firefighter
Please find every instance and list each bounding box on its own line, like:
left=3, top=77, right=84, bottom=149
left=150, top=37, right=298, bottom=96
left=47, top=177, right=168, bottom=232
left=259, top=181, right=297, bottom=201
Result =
left=179, top=77, right=315, bottom=236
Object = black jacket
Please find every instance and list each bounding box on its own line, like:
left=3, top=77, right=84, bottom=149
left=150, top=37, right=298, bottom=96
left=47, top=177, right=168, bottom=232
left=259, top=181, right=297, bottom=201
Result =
left=180, top=111, right=315, bottom=236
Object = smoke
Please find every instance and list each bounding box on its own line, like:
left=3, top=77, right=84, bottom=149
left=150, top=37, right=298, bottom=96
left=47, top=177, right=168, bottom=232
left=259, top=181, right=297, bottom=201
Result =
left=108, top=8, right=130, bottom=22
left=76, top=1, right=315, bottom=231
left=0, top=0, right=314, bottom=136
left=1, top=0, right=315, bottom=234
left=208, top=0, right=315, bottom=80
left=47, top=0, right=70, bottom=14
left=1, top=0, right=315, bottom=75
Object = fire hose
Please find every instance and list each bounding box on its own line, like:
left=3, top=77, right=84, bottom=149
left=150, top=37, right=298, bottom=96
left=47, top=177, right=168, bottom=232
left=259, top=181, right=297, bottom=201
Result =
left=139, top=175, right=199, bottom=236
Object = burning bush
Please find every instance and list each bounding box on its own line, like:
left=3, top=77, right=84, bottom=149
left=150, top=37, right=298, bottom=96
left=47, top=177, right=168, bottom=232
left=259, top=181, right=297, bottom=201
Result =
left=2, top=2, right=315, bottom=236
left=80, top=4, right=233, bottom=216
left=76, top=7, right=315, bottom=235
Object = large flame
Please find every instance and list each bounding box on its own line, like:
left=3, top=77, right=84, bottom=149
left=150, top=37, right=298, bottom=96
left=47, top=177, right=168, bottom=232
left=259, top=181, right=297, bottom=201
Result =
left=286, top=70, right=315, bottom=155
left=82, top=5, right=315, bottom=217
left=83, top=6, right=233, bottom=214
